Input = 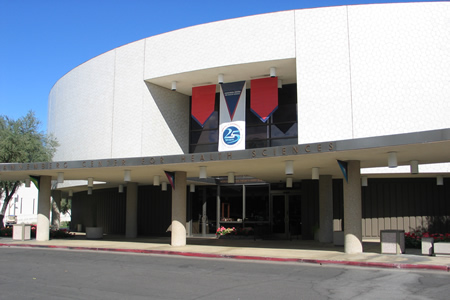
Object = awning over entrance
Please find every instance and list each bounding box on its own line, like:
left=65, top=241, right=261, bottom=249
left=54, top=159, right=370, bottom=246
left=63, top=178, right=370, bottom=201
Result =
left=1, top=128, right=449, bottom=187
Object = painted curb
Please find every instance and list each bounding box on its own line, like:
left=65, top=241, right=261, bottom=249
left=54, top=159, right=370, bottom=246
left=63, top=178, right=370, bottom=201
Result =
left=1, top=243, right=448, bottom=272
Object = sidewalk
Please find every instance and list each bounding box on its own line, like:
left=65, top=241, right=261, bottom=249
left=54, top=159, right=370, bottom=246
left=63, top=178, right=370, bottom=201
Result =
left=1, top=235, right=449, bottom=272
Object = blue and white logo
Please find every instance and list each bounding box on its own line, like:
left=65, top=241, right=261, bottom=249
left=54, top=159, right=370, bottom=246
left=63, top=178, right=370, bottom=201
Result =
left=222, top=126, right=240, bottom=146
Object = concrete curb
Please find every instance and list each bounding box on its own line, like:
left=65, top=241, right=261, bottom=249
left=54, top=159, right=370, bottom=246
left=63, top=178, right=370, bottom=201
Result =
left=1, top=243, right=449, bottom=272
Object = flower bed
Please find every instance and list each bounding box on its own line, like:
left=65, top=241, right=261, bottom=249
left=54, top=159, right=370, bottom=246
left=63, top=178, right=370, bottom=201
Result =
left=216, top=226, right=254, bottom=239
left=0, top=225, right=74, bottom=239
left=405, top=229, right=450, bottom=256
left=405, top=230, right=450, bottom=248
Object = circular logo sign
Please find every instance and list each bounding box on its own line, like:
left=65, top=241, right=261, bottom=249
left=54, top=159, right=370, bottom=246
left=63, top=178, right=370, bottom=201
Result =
left=222, top=126, right=241, bottom=146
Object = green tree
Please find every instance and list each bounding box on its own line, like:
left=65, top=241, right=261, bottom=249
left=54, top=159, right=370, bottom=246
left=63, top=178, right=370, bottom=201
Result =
left=0, top=111, right=58, bottom=227
left=60, top=198, right=71, bottom=217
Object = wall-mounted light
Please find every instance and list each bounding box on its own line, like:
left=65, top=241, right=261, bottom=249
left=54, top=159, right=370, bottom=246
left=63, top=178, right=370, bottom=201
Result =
left=361, top=176, right=368, bottom=187
left=161, top=182, right=167, bottom=191
left=437, top=175, right=444, bottom=186
left=218, top=73, right=224, bottom=84
left=153, top=175, right=160, bottom=186
left=285, top=160, right=294, bottom=175
left=57, top=172, right=64, bottom=184
left=69, top=190, right=73, bottom=197
left=270, top=67, right=276, bottom=78
left=88, top=187, right=93, bottom=195
left=124, top=170, right=131, bottom=182
left=171, top=81, right=177, bottom=91
left=190, top=184, right=195, bottom=193
left=227, top=172, right=235, bottom=184
left=278, top=79, right=282, bottom=88
left=199, top=166, right=207, bottom=179
left=410, top=160, right=419, bottom=174
left=25, top=178, right=31, bottom=188
left=312, top=167, right=320, bottom=180
left=118, top=184, right=124, bottom=193
left=87, top=177, right=94, bottom=187
left=388, top=152, right=397, bottom=168
left=286, top=177, right=293, bottom=188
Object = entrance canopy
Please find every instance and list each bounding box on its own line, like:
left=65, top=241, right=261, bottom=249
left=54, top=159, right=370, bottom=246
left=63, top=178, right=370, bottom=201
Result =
left=1, top=129, right=449, bottom=190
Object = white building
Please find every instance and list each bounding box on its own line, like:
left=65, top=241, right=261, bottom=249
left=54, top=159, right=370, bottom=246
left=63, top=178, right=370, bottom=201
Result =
left=1, top=2, right=449, bottom=253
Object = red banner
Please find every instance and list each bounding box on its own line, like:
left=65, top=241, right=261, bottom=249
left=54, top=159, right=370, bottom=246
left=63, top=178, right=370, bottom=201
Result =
left=192, top=84, right=216, bottom=127
left=250, top=77, right=278, bottom=122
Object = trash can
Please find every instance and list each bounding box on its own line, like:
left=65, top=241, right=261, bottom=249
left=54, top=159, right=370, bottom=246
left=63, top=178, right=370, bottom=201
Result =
left=380, top=230, right=405, bottom=254
left=77, top=224, right=83, bottom=232
left=86, top=227, right=103, bottom=239
left=12, top=224, right=31, bottom=241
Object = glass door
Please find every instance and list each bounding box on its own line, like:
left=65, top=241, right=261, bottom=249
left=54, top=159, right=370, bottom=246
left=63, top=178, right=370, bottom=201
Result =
left=272, top=194, right=287, bottom=235
left=271, top=192, right=301, bottom=239
left=288, top=194, right=302, bottom=239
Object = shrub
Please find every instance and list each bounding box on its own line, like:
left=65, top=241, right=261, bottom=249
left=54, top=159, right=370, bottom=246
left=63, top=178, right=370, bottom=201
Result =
left=0, top=225, right=74, bottom=239
left=405, top=230, right=450, bottom=248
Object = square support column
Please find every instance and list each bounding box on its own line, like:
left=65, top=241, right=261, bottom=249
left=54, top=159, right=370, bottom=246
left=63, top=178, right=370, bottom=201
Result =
left=171, top=171, right=187, bottom=246
left=37, top=176, right=51, bottom=241
left=344, top=160, right=363, bottom=254
left=126, top=182, right=138, bottom=238
left=319, top=175, right=333, bottom=243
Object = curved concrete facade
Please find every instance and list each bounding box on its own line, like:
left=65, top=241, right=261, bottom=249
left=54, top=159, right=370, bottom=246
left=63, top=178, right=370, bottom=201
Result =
left=48, top=2, right=450, bottom=161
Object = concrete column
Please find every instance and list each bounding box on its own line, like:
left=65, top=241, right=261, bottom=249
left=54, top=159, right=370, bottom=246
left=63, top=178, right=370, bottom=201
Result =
left=171, top=171, right=187, bottom=246
left=319, top=175, right=333, bottom=243
left=51, top=190, right=62, bottom=230
left=216, top=185, right=221, bottom=231
left=186, top=191, right=192, bottom=237
left=37, top=176, right=51, bottom=241
left=344, top=160, right=363, bottom=254
left=201, top=195, right=207, bottom=236
left=126, top=182, right=138, bottom=238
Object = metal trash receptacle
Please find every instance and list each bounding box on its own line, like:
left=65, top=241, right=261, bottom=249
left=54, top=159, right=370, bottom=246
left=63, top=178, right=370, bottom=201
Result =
left=12, top=224, right=31, bottom=241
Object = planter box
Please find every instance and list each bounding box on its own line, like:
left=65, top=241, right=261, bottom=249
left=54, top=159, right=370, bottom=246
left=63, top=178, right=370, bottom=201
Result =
left=333, top=231, right=344, bottom=246
left=434, top=242, right=450, bottom=256
left=421, top=237, right=434, bottom=256
left=217, top=234, right=254, bottom=240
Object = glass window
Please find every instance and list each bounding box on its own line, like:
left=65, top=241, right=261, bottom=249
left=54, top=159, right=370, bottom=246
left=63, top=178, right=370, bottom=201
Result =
left=190, top=130, right=219, bottom=145
left=246, top=125, right=269, bottom=140
left=189, top=84, right=298, bottom=153
left=190, top=143, right=218, bottom=153
left=271, top=123, right=297, bottom=138
left=245, top=185, right=269, bottom=221
left=271, top=138, right=298, bottom=147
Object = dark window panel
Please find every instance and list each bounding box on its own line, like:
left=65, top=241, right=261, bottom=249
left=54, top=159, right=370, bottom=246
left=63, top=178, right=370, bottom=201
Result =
left=190, top=143, right=218, bottom=153
left=271, top=123, right=297, bottom=138
left=246, top=125, right=269, bottom=140
left=270, top=138, right=298, bottom=147
left=246, top=139, right=269, bottom=149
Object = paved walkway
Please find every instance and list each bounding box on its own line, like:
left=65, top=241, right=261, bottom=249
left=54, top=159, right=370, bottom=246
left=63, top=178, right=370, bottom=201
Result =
left=1, top=235, right=449, bottom=272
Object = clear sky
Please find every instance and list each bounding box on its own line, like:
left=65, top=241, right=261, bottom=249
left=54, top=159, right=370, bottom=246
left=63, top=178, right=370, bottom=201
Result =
left=0, top=0, right=436, bottom=131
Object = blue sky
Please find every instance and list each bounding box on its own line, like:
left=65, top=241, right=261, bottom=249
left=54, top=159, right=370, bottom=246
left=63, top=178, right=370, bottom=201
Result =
left=0, top=0, right=435, bottom=131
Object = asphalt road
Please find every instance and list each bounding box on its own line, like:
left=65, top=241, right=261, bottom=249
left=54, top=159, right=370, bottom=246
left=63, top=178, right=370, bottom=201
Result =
left=0, top=247, right=449, bottom=300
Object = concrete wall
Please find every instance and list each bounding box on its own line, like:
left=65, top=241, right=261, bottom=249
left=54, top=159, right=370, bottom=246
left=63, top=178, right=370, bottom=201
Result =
left=49, top=42, right=189, bottom=161
left=296, top=2, right=450, bottom=143
left=49, top=2, right=450, bottom=161
left=143, top=11, right=295, bottom=78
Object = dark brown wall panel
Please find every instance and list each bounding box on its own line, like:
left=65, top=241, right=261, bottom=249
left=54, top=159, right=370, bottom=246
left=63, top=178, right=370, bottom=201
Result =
left=137, top=186, right=172, bottom=236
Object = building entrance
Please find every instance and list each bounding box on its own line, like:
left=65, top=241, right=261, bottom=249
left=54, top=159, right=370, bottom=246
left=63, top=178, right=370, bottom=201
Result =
left=190, top=185, right=301, bottom=239
left=271, top=192, right=301, bottom=239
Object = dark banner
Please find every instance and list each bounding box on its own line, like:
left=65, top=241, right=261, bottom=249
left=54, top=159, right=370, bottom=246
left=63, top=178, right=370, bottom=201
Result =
left=219, top=81, right=246, bottom=152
